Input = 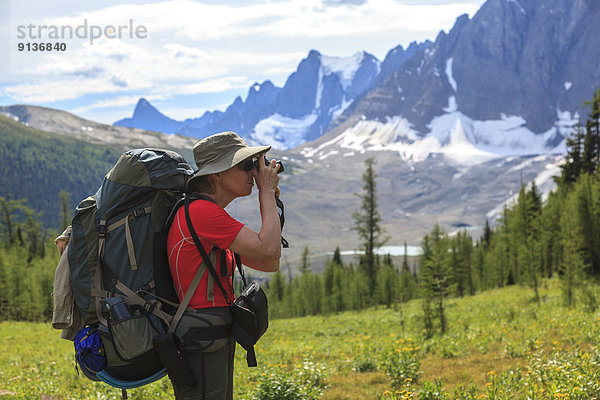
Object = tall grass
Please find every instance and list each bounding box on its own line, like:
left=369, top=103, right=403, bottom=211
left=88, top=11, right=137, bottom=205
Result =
left=1, top=279, right=599, bottom=399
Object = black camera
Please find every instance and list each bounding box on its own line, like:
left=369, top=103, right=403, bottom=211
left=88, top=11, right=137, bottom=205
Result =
left=254, top=156, right=284, bottom=174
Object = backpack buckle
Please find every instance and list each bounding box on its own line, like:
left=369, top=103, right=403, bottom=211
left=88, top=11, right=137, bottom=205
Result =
left=98, top=221, right=107, bottom=237
left=133, top=208, right=148, bottom=217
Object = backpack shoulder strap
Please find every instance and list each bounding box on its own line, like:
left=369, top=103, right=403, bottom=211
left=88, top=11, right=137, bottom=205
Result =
left=182, top=193, right=233, bottom=305
left=167, top=193, right=233, bottom=333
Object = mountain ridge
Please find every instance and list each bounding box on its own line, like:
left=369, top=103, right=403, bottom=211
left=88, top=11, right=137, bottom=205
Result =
left=113, top=44, right=430, bottom=149
left=113, top=0, right=599, bottom=159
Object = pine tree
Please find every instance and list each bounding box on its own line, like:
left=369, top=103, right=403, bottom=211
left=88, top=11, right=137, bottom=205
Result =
left=399, top=241, right=417, bottom=302
left=456, top=230, right=474, bottom=296
left=376, top=257, right=398, bottom=308
left=574, top=175, right=600, bottom=275
left=269, top=269, right=286, bottom=302
left=540, top=189, right=564, bottom=278
left=332, top=246, right=342, bottom=265
left=59, top=190, right=71, bottom=231
left=482, top=219, right=493, bottom=249
left=581, top=88, right=600, bottom=175
left=419, top=225, right=451, bottom=334
left=560, top=88, right=600, bottom=185
left=560, top=202, right=585, bottom=307
left=473, top=241, right=486, bottom=290
left=0, top=196, right=26, bottom=246
left=353, top=157, right=387, bottom=296
left=300, top=246, right=310, bottom=274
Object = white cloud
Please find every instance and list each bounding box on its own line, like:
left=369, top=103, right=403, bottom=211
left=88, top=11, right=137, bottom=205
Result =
left=69, top=94, right=166, bottom=114
left=2, top=0, right=485, bottom=120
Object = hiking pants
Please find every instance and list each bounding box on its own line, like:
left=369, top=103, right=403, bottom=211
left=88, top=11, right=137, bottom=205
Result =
left=170, top=308, right=235, bottom=400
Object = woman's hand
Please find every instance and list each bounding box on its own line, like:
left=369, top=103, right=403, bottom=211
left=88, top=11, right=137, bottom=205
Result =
left=254, top=155, right=280, bottom=195
left=229, top=154, right=282, bottom=272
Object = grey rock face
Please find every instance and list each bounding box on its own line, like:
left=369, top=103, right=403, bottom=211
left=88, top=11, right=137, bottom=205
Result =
left=113, top=50, right=385, bottom=147
left=349, top=0, right=600, bottom=137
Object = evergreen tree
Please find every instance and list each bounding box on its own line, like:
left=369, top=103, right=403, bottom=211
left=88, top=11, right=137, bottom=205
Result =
left=269, top=269, right=286, bottom=302
left=574, top=175, right=600, bottom=275
left=455, top=230, right=474, bottom=296
left=581, top=88, right=600, bottom=175
left=482, top=218, right=493, bottom=249
left=0, top=196, right=26, bottom=246
left=59, top=190, right=71, bottom=231
left=376, top=257, right=398, bottom=308
left=560, top=88, right=600, bottom=185
left=332, top=246, right=342, bottom=265
left=419, top=225, right=451, bottom=334
left=560, top=202, right=585, bottom=307
left=449, top=241, right=462, bottom=297
left=323, top=260, right=344, bottom=313
left=399, top=241, right=417, bottom=302
left=349, top=266, right=370, bottom=311
left=300, top=246, right=310, bottom=274
left=473, top=241, right=485, bottom=291
left=560, top=122, right=585, bottom=186
left=540, top=189, right=564, bottom=278
left=497, top=206, right=510, bottom=287
left=353, top=157, right=387, bottom=296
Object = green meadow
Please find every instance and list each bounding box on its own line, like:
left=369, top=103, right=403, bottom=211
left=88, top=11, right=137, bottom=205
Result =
left=1, top=278, right=599, bottom=400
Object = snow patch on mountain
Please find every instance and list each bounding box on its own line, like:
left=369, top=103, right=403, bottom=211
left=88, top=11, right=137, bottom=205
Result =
left=446, top=58, right=457, bottom=92
left=486, top=157, right=563, bottom=222
left=248, top=51, right=380, bottom=150
left=444, top=96, right=458, bottom=113
left=1, top=112, right=19, bottom=122
left=252, top=113, right=318, bottom=149
left=321, top=52, right=369, bottom=91
left=331, top=98, right=354, bottom=120
left=302, top=108, right=575, bottom=165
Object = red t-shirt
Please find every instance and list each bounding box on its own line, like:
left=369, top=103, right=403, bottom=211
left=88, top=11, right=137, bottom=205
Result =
left=167, top=199, right=244, bottom=308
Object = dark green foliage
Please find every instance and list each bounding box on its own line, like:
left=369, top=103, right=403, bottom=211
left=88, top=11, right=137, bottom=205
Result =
left=476, top=90, right=600, bottom=307
left=353, top=157, right=388, bottom=297
left=0, top=196, right=26, bottom=246
left=0, top=235, right=58, bottom=321
left=419, top=225, right=451, bottom=335
left=399, top=242, right=418, bottom=302
left=59, top=190, right=71, bottom=231
left=0, top=115, right=121, bottom=229
left=376, top=258, right=399, bottom=308
left=560, top=88, right=600, bottom=185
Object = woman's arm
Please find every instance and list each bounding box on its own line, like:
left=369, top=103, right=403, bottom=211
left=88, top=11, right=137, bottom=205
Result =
left=229, top=158, right=282, bottom=272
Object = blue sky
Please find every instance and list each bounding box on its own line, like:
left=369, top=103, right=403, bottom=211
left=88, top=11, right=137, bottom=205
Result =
left=0, top=0, right=485, bottom=125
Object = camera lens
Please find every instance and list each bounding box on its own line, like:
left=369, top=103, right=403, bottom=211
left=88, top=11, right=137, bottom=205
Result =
left=253, top=157, right=284, bottom=174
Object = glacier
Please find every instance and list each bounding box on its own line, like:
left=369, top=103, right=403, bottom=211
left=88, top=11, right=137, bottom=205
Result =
left=301, top=104, right=577, bottom=165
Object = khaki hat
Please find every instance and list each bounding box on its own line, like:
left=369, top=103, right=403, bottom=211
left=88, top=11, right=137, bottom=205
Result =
left=190, top=131, right=270, bottom=179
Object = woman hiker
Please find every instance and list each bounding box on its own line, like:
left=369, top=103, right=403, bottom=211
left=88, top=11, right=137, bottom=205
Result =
left=166, top=130, right=282, bottom=399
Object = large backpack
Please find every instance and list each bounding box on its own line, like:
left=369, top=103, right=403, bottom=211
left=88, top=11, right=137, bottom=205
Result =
left=69, top=148, right=192, bottom=324
left=67, top=148, right=194, bottom=388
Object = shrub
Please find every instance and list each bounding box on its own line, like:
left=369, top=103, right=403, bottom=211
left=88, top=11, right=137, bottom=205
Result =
left=418, top=378, right=449, bottom=399
left=381, top=339, right=422, bottom=389
left=251, top=359, right=327, bottom=400
left=351, top=342, right=378, bottom=372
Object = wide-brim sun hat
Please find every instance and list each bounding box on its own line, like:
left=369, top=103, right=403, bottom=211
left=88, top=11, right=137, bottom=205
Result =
left=189, top=131, right=271, bottom=179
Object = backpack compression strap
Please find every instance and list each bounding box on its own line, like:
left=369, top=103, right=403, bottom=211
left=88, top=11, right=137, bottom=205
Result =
left=92, top=206, right=174, bottom=327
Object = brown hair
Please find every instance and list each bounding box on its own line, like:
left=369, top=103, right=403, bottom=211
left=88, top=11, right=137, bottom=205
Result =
left=187, top=174, right=216, bottom=194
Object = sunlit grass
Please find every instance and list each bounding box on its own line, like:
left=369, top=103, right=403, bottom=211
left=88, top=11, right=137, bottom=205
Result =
left=1, top=278, right=599, bottom=399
